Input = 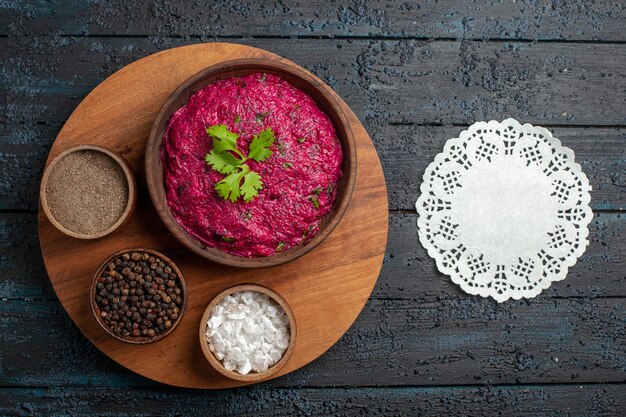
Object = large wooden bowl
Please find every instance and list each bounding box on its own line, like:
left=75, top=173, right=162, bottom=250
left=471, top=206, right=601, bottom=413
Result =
left=145, top=58, right=357, bottom=268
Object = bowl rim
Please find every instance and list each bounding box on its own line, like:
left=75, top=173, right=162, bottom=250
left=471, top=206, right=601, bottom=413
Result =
left=145, top=57, right=357, bottom=268
left=40, top=144, right=137, bottom=240
left=89, top=247, right=188, bottom=344
left=198, top=283, right=297, bottom=382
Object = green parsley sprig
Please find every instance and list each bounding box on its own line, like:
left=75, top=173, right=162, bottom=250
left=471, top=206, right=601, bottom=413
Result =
left=204, top=124, right=275, bottom=203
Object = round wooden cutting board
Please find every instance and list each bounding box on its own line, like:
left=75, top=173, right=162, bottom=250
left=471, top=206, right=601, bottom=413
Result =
left=38, top=42, right=388, bottom=388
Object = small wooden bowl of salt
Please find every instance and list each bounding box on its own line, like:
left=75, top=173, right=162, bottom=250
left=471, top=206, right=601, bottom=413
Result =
left=199, top=284, right=296, bottom=382
left=40, top=144, right=137, bottom=239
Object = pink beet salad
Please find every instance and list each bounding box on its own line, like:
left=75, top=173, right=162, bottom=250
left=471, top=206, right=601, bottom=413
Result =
left=162, top=73, right=343, bottom=257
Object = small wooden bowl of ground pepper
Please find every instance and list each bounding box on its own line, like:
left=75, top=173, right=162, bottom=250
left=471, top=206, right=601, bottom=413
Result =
left=40, top=144, right=137, bottom=239
left=90, top=248, right=187, bottom=344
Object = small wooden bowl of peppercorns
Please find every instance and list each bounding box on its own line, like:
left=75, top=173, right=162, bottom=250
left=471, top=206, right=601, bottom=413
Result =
left=90, top=248, right=187, bottom=344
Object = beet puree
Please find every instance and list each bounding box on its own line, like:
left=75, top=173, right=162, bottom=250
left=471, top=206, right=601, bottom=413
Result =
left=162, top=73, right=343, bottom=257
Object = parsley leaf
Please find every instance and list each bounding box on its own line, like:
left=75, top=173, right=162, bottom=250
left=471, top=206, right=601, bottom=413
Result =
left=248, top=127, right=275, bottom=162
left=241, top=170, right=263, bottom=203
left=206, top=124, right=241, bottom=156
left=215, top=170, right=245, bottom=203
left=205, top=124, right=275, bottom=203
left=204, top=150, right=239, bottom=174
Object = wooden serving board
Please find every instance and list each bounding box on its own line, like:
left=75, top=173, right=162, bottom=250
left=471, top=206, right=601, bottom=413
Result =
left=38, top=42, right=388, bottom=388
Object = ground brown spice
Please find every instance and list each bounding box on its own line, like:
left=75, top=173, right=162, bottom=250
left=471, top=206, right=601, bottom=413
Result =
left=45, top=150, right=129, bottom=235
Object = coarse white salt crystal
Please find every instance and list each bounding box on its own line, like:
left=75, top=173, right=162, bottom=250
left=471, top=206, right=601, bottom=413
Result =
left=242, top=317, right=256, bottom=333
left=268, top=348, right=282, bottom=363
left=276, top=334, right=289, bottom=350
left=241, top=292, right=253, bottom=305
left=236, top=334, right=249, bottom=351
left=222, top=321, right=234, bottom=335
left=265, top=305, right=277, bottom=318
left=229, top=347, right=244, bottom=362
left=238, top=359, right=252, bottom=375
left=206, top=290, right=290, bottom=375
left=227, top=312, right=246, bottom=320
left=252, top=354, right=269, bottom=372
left=261, top=316, right=276, bottom=332
left=248, top=300, right=261, bottom=313
left=208, top=315, right=222, bottom=329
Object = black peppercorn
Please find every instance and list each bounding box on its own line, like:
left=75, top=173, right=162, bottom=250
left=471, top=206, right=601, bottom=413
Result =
left=95, top=250, right=184, bottom=341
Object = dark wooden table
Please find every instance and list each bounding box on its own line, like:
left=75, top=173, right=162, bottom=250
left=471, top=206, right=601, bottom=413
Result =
left=1, top=1, right=625, bottom=415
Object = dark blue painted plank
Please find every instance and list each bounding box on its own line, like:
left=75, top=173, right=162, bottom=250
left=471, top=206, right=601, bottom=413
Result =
left=1, top=36, right=625, bottom=211
left=2, top=123, right=624, bottom=212
left=1, top=295, right=624, bottom=388
left=0, top=384, right=624, bottom=416
left=0, top=214, right=50, bottom=300
left=2, top=38, right=625, bottom=127
left=1, top=212, right=625, bottom=301
left=1, top=0, right=625, bottom=41
left=1, top=3, right=625, bottom=410
left=381, top=212, right=626, bottom=299
left=373, top=124, right=626, bottom=212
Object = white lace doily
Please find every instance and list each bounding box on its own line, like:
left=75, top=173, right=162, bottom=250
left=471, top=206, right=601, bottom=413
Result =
left=416, top=119, right=592, bottom=302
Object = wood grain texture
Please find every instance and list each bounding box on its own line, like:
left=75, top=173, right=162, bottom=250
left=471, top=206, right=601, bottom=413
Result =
left=3, top=38, right=626, bottom=127
left=381, top=212, right=626, bottom=300
left=4, top=210, right=626, bottom=389
left=4, top=212, right=626, bottom=303
left=2, top=0, right=625, bottom=41
left=374, top=125, right=626, bottom=212
left=38, top=43, right=388, bottom=388
left=3, top=123, right=625, bottom=212
left=1, top=1, right=625, bottom=414
left=1, top=296, right=624, bottom=388
left=1, top=385, right=625, bottom=416
left=2, top=36, right=626, bottom=212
